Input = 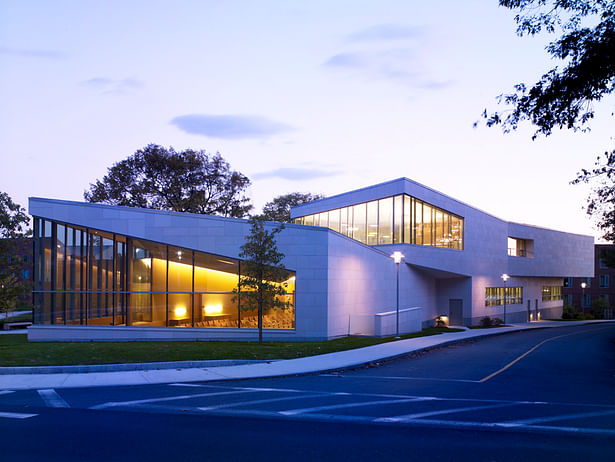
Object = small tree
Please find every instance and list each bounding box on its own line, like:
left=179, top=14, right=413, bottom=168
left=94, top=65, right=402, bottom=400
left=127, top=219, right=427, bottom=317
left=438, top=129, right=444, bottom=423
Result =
left=237, top=218, right=291, bottom=344
left=0, top=192, right=31, bottom=319
left=258, top=192, right=324, bottom=223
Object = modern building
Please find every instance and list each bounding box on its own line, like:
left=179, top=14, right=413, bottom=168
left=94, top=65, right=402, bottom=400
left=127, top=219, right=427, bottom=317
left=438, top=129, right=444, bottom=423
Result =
left=563, top=244, right=615, bottom=315
left=28, top=177, right=593, bottom=342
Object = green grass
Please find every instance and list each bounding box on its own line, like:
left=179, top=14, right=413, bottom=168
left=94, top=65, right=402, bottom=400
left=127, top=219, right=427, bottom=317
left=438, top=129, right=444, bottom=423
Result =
left=0, top=327, right=463, bottom=367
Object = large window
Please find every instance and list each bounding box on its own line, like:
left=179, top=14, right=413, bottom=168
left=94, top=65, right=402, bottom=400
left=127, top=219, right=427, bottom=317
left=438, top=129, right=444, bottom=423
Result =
left=32, top=218, right=295, bottom=329
left=294, top=194, right=463, bottom=249
left=485, top=287, right=523, bottom=306
left=542, top=286, right=562, bottom=302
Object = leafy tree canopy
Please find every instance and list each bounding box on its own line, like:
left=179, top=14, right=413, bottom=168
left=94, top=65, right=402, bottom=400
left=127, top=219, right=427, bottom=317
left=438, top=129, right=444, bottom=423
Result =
left=84, top=144, right=252, bottom=218
left=483, top=0, right=615, bottom=138
left=258, top=192, right=324, bottom=222
left=0, top=192, right=31, bottom=317
left=237, top=218, right=291, bottom=344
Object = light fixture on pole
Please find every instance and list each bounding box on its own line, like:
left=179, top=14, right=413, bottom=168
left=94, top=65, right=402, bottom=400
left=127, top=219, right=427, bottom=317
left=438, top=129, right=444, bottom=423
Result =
left=581, top=281, right=587, bottom=320
left=501, top=273, right=509, bottom=324
left=391, top=251, right=405, bottom=339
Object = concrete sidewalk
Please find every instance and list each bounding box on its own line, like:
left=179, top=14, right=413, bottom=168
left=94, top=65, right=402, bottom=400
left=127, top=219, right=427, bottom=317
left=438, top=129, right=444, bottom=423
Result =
left=0, top=320, right=611, bottom=390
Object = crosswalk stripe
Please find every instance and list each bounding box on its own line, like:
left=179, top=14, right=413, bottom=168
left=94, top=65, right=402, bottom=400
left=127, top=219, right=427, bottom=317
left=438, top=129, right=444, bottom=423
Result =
left=38, top=389, right=70, bottom=408
left=0, top=411, right=38, bottom=419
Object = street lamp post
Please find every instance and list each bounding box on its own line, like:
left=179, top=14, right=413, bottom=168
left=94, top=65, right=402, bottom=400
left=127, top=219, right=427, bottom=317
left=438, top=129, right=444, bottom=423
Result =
left=581, top=281, right=587, bottom=320
left=391, top=251, right=405, bottom=338
left=501, top=273, right=509, bottom=324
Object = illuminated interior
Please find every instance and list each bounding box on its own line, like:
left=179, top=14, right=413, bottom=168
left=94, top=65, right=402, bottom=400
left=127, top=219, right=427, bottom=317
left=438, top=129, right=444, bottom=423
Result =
left=32, top=218, right=295, bottom=329
left=294, top=194, right=463, bottom=249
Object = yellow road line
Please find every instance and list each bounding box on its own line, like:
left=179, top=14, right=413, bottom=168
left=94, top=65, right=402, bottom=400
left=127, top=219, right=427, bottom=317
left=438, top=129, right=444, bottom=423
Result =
left=479, top=325, right=612, bottom=383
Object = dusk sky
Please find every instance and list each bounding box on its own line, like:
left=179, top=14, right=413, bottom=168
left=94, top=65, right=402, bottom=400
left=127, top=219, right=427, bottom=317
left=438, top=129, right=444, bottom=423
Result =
left=1, top=1, right=613, bottom=239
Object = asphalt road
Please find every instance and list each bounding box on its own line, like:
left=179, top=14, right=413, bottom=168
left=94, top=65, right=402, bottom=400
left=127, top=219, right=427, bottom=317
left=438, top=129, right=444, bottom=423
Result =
left=1, top=323, right=614, bottom=461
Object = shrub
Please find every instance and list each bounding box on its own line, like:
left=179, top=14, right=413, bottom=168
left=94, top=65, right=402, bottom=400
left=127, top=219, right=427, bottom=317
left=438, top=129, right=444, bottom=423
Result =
left=562, top=304, right=577, bottom=319
left=591, top=299, right=610, bottom=319
left=493, top=317, right=504, bottom=326
left=479, top=316, right=492, bottom=327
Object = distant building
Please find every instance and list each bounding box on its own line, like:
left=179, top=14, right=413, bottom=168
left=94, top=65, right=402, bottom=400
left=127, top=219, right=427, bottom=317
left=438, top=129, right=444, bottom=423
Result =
left=28, top=178, right=593, bottom=342
left=563, top=244, right=615, bottom=314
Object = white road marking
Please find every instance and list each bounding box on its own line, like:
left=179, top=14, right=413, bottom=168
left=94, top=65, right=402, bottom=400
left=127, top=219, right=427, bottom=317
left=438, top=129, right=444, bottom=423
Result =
left=191, top=408, right=615, bottom=437
left=0, top=411, right=38, bottom=419
left=321, top=374, right=480, bottom=383
left=198, top=393, right=331, bottom=411
left=508, top=408, right=615, bottom=425
left=0, top=390, right=15, bottom=396
left=90, top=389, right=259, bottom=410
left=279, top=397, right=434, bottom=416
left=375, top=402, right=518, bottom=423
left=37, top=389, right=70, bottom=408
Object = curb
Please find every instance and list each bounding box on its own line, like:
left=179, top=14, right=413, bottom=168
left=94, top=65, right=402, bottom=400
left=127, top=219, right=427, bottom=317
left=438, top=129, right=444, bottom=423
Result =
left=0, top=359, right=276, bottom=375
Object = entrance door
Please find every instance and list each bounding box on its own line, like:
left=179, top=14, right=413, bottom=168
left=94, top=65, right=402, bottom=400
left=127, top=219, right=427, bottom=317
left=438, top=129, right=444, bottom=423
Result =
left=449, top=299, right=463, bottom=326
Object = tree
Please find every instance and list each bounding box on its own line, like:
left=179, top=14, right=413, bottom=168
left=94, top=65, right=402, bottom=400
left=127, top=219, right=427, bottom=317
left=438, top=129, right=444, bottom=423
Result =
left=0, top=192, right=31, bottom=319
left=237, top=218, right=291, bottom=344
left=258, top=192, right=324, bottom=222
left=483, top=0, right=615, bottom=138
left=85, top=144, right=252, bottom=217
left=483, top=1, right=615, bottom=241
left=573, top=150, right=615, bottom=247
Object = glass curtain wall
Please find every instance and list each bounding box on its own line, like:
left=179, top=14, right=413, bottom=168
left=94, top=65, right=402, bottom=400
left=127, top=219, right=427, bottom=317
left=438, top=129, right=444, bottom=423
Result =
left=294, top=194, right=464, bottom=249
left=32, top=218, right=295, bottom=329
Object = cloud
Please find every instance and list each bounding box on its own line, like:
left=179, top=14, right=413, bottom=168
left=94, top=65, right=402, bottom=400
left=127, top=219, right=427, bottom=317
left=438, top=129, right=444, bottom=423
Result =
left=0, top=46, right=66, bottom=59
left=348, top=24, right=424, bottom=42
left=322, top=47, right=455, bottom=90
left=252, top=167, right=340, bottom=181
left=81, top=77, right=144, bottom=94
left=323, top=52, right=365, bottom=68
left=170, top=114, right=293, bottom=140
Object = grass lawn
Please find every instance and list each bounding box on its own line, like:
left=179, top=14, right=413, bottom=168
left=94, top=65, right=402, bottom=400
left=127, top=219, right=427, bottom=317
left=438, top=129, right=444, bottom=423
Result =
left=0, top=327, right=463, bottom=367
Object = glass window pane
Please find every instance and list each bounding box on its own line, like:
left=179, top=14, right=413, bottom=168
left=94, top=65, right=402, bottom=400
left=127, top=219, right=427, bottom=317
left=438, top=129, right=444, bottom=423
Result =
left=168, top=293, right=193, bottom=327
left=102, top=237, right=114, bottom=291
left=340, top=207, right=349, bottom=236
left=318, top=212, right=328, bottom=227
left=130, top=239, right=166, bottom=292
left=394, top=195, right=403, bottom=244
left=403, top=195, right=412, bottom=244
left=414, top=200, right=423, bottom=245
left=352, top=203, right=366, bottom=244
left=56, top=224, right=65, bottom=290
left=367, top=200, right=378, bottom=245
left=194, top=252, right=238, bottom=292
left=423, top=204, right=433, bottom=246
left=435, top=209, right=443, bottom=247
left=195, top=293, right=239, bottom=328
left=128, top=293, right=166, bottom=326
left=304, top=214, right=314, bottom=226
left=329, top=209, right=340, bottom=233
left=168, top=246, right=193, bottom=292
left=378, top=197, right=393, bottom=244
